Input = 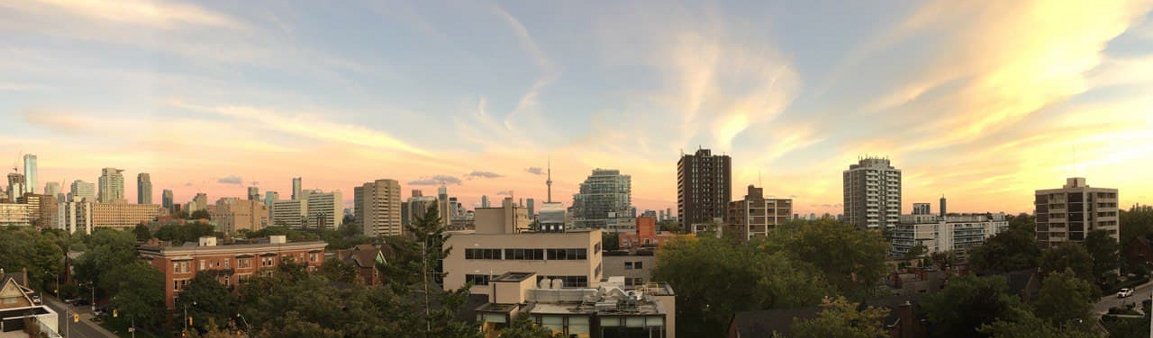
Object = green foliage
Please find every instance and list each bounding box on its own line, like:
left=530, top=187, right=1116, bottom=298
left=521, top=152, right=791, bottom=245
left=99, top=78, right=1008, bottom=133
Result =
left=107, top=261, right=166, bottom=331
left=653, top=235, right=830, bottom=337
left=602, top=232, right=620, bottom=251
left=1006, top=213, right=1035, bottom=233
left=75, top=229, right=139, bottom=287
left=979, top=307, right=1101, bottom=338
left=903, top=244, right=927, bottom=261
left=154, top=223, right=216, bottom=245
left=970, top=227, right=1042, bottom=274
left=320, top=258, right=359, bottom=284
left=791, top=296, right=890, bottom=338
left=923, top=275, right=1023, bottom=338
left=496, top=314, right=559, bottom=338
left=1031, top=269, right=1095, bottom=328
left=767, top=219, right=889, bottom=297
left=1039, top=243, right=1095, bottom=284
left=177, top=271, right=238, bottom=334
left=133, top=224, right=152, bottom=242
left=190, top=210, right=212, bottom=220
left=0, top=227, right=66, bottom=291
left=657, top=220, right=680, bottom=233
left=1121, top=205, right=1153, bottom=246
left=1085, top=229, right=1119, bottom=281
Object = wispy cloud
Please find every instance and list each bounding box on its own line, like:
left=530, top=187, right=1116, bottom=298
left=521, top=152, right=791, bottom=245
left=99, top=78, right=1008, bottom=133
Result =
left=217, top=176, right=243, bottom=185
left=408, top=175, right=463, bottom=186
left=465, top=171, right=502, bottom=179
left=525, top=167, right=545, bottom=176
left=7, top=0, right=246, bottom=29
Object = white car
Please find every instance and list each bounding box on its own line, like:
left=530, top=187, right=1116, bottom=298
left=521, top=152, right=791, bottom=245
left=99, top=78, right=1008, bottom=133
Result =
left=1118, top=288, right=1134, bottom=298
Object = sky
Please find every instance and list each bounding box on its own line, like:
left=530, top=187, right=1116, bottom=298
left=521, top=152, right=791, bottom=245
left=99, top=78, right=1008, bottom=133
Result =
left=3, top=0, right=1153, bottom=215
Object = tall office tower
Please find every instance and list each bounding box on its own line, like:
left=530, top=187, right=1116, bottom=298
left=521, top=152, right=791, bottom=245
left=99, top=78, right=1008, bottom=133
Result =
left=843, top=157, right=902, bottom=230
left=44, top=182, right=61, bottom=197
left=571, top=169, right=632, bottom=229
left=481, top=195, right=490, bottom=208
left=1035, top=178, right=1119, bottom=248
left=526, top=198, right=535, bottom=217
left=247, top=186, right=260, bottom=201
left=353, top=186, right=365, bottom=227
left=404, top=194, right=438, bottom=227
left=725, top=185, right=793, bottom=240
left=190, top=193, right=209, bottom=213
left=22, top=154, right=36, bottom=194
left=137, top=173, right=152, bottom=204
left=305, top=190, right=343, bottom=230
left=438, top=185, right=450, bottom=226
left=6, top=173, right=25, bottom=200
left=359, top=179, right=402, bottom=236
left=264, top=191, right=279, bottom=208
left=98, top=168, right=126, bottom=203
left=70, top=180, right=96, bottom=202
left=291, top=177, right=302, bottom=200
left=677, top=148, right=732, bottom=231
left=162, top=189, right=174, bottom=212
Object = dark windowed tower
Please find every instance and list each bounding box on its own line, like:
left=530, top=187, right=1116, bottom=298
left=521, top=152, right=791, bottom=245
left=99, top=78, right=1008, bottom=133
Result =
left=677, top=148, right=732, bottom=231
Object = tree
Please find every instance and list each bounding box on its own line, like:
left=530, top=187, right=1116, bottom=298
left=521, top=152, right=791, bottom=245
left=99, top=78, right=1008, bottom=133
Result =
left=107, top=261, right=166, bottom=331
left=1039, top=243, right=1095, bottom=284
left=602, top=232, right=620, bottom=251
left=923, top=275, right=1023, bottom=338
left=792, top=296, right=890, bottom=338
left=1006, top=213, right=1035, bottom=233
left=0, top=227, right=65, bottom=291
left=767, top=219, right=889, bottom=296
left=980, top=307, right=1101, bottom=338
left=400, top=205, right=478, bottom=338
left=320, top=258, right=359, bottom=284
left=1121, top=205, right=1153, bottom=246
left=74, top=229, right=139, bottom=288
left=970, top=228, right=1042, bottom=274
left=177, top=271, right=238, bottom=334
left=133, top=224, right=152, bottom=242
left=497, top=314, right=560, bottom=338
left=1031, top=269, right=1095, bottom=329
left=1085, top=230, right=1119, bottom=282
left=929, top=251, right=955, bottom=271
left=903, top=245, right=927, bottom=261
left=653, top=235, right=829, bottom=337
left=190, top=210, right=212, bottom=220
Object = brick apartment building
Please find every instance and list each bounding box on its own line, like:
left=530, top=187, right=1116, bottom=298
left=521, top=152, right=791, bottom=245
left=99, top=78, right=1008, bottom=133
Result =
left=138, top=235, right=327, bottom=309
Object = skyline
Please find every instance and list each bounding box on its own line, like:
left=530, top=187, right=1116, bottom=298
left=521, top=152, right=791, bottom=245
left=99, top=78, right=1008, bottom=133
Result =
left=5, top=1, right=1153, bottom=214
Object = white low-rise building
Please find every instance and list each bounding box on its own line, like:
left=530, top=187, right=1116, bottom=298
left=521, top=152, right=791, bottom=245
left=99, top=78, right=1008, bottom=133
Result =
left=891, top=208, right=1008, bottom=262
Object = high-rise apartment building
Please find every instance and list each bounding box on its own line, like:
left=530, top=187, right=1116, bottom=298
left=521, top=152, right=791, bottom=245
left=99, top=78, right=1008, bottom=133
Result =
left=98, top=168, right=126, bottom=203
left=358, top=179, right=403, bottom=236
left=726, top=185, right=793, bottom=241
left=353, top=186, right=365, bottom=226
left=481, top=195, right=490, bottom=208
left=22, top=154, right=36, bottom=194
left=162, top=189, right=174, bottom=212
left=1035, top=177, right=1119, bottom=248
left=271, top=200, right=305, bottom=228
left=305, top=190, right=343, bottom=230
left=264, top=191, right=279, bottom=208
left=403, top=193, right=438, bottom=227
left=69, top=180, right=96, bottom=202
left=291, top=177, right=302, bottom=201
left=137, top=173, right=152, bottom=204
left=189, top=193, right=209, bottom=213
left=44, top=182, right=61, bottom=198
left=571, top=169, right=632, bottom=230
left=843, top=157, right=902, bottom=230
left=677, top=148, right=732, bottom=231
left=6, top=173, right=25, bottom=201
left=438, top=186, right=450, bottom=227
left=526, top=198, right=535, bottom=217
left=210, top=198, right=270, bottom=233
left=247, top=186, right=260, bottom=201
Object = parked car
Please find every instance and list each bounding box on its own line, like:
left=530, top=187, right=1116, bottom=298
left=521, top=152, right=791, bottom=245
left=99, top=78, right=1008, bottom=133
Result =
left=30, top=295, right=41, bottom=304
left=1118, top=288, right=1134, bottom=298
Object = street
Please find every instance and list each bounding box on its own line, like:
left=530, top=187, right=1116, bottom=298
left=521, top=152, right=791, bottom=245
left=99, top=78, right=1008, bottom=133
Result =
left=1095, top=281, right=1153, bottom=315
left=40, top=296, right=117, bottom=338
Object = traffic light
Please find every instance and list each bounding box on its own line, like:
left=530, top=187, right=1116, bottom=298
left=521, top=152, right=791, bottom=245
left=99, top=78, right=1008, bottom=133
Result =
left=112, top=309, right=118, bottom=318
left=187, top=316, right=193, bottom=326
left=73, top=313, right=79, bottom=323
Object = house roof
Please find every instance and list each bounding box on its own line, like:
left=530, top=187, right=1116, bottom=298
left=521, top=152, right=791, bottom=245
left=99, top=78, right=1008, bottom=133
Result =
left=728, top=307, right=820, bottom=337
left=338, top=244, right=386, bottom=268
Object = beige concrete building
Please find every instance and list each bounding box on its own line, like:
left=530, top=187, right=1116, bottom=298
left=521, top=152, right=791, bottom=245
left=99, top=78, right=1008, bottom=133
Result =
left=474, top=198, right=532, bottom=234
left=0, top=203, right=32, bottom=227
left=1035, top=177, right=1119, bottom=248
left=358, top=179, right=402, bottom=236
left=891, top=210, right=1008, bottom=262
left=58, top=201, right=92, bottom=234
left=304, top=190, right=342, bottom=230
left=444, top=224, right=603, bottom=297
left=271, top=200, right=305, bottom=228
left=725, top=185, right=793, bottom=241
left=475, top=273, right=675, bottom=338
left=210, top=198, right=270, bottom=234
left=602, top=252, right=656, bottom=288
left=91, top=201, right=164, bottom=229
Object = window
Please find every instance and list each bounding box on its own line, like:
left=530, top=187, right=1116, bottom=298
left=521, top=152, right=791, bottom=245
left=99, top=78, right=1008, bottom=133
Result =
left=504, top=248, right=545, bottom=260
left=626, top=277, right=644, bottom=286
left=546, top=248, right=588, bottom=260
left=633, top=262, right=643, bottom=269
left=538, top=275, right=588, bottom=288
left=261, top=256, right=275, bottom=267
left=173, top=261, right=190, bottom=274
left=465, top=248, right=502, bottom=260
left=624, top=262, right=634, bottom=270
left=199, top=260, right=206, bottom=271
left=223, top=259, right=230, bottom=269
left=238, top=258, right=252, bottom=269
left=173, top=279, right=192, bottom=291
left=465, top=274, right=491, bottom=286
left=308, top=252, right=319, bottom=262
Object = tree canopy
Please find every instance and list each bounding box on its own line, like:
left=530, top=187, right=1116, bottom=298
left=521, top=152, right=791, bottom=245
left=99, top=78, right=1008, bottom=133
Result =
left=923, top=275, right=1023, bottom=338
left=969, top=227, right=1042, bottom=274
left=791, top=296, right=890, bottom=338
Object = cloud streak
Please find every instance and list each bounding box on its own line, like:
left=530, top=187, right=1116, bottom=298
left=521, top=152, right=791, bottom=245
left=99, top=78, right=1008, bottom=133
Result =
left=408, top=175, right=463, bottom=186
left=465, top=171, right=502, bottom=179
left=217, top=176, right=243, bottom=185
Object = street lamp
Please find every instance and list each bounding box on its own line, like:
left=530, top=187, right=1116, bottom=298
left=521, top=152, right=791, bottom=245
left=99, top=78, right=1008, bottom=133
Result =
left=236, top=313, right=251, bottom=336
left=183, top=301, right=198, bottom=334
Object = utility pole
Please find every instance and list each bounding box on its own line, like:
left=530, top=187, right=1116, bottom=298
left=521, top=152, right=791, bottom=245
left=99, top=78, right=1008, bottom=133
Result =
left=421, top=241, right=431, bottom=338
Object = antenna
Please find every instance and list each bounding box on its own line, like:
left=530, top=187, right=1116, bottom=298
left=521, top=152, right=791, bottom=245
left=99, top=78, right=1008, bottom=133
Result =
left=546, top=157, right=553, bottom=203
